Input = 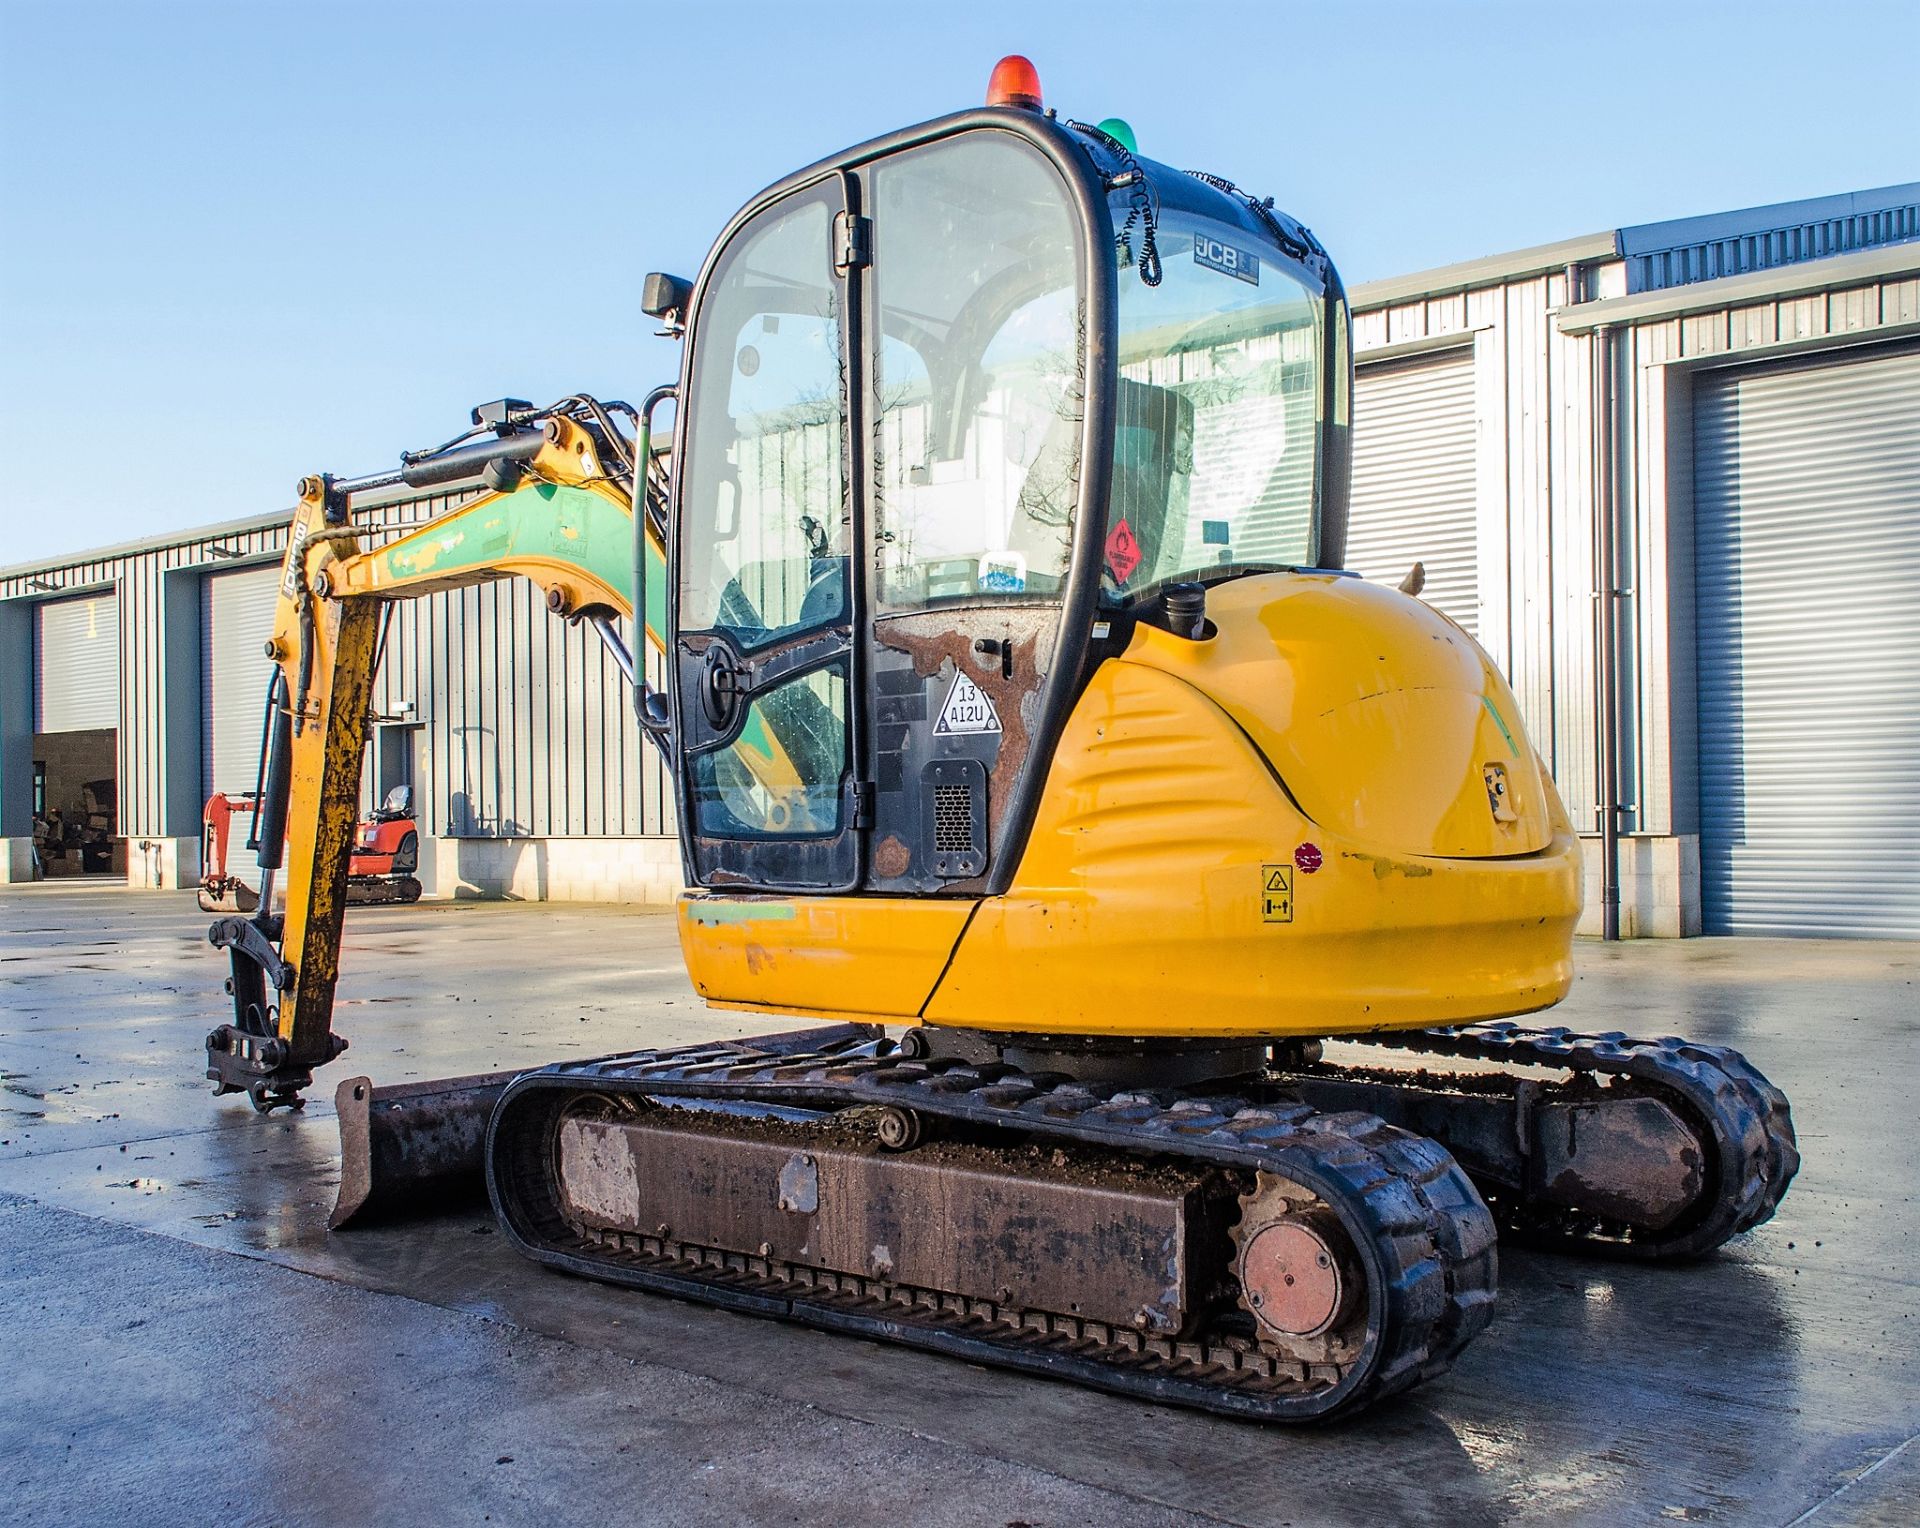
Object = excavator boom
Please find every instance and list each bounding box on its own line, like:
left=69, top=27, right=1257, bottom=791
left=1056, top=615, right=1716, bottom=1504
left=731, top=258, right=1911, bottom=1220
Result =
left=206, top=401, right=668, bottom=1110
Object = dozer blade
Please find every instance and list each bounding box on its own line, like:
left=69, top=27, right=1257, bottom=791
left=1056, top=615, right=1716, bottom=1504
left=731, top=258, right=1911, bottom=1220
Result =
left=331, top=1071, right=517, bottom=1229
left=330, top=1026, right=875, bottom=1230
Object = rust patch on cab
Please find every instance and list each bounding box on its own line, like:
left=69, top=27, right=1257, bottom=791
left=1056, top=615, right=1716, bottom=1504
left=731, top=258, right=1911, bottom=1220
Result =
left=871, top=835, right=913, bottom=879
left=873, top=610, right=1054, bottom=866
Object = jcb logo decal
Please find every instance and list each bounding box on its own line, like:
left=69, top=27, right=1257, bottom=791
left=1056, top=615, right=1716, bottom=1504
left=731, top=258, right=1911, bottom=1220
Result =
left=282, top=519, right=312, bottom=598
left=1195, top=236, right=1261, bottom=286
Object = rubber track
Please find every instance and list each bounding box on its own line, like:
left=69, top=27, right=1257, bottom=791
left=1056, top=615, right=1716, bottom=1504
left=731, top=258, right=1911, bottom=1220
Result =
left=1349, top=1021, right=1799, bottom=1259
left=488, top=1034, right=1498, bottom=1423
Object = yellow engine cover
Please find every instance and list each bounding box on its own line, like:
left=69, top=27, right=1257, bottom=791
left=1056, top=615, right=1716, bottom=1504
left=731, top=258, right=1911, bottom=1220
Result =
left=680, top=572, right=1582, bottom=1039
left=1159, top=573, right=1555, bottom=859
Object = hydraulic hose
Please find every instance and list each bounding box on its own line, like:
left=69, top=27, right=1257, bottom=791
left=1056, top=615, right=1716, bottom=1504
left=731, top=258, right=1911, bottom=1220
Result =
left=243, top=667, right=281, bottom=852
left=254, top=670, right=293, bottom=876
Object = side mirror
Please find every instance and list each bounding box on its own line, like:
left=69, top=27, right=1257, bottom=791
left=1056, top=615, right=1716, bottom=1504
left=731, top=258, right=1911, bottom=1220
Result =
left=643, top=272, right=694, bottom=332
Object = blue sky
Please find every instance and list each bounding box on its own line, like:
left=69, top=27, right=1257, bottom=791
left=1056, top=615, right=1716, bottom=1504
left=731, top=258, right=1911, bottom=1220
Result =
left=2, top=0, right=1915, bottom=565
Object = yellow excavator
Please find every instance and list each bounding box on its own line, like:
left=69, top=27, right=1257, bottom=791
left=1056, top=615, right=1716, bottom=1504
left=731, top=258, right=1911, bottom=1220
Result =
left=205, top=59, right=1796, bottom=1422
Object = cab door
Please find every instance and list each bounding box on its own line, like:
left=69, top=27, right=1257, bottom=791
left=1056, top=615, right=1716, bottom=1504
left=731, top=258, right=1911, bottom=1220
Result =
left=858, top=131, right=1092, bottom=894
left=672, top=180, right=861, bottom=890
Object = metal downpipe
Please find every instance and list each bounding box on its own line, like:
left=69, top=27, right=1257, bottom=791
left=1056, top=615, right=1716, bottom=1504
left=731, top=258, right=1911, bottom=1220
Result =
left=1593, top=323, right=1622, bottom=941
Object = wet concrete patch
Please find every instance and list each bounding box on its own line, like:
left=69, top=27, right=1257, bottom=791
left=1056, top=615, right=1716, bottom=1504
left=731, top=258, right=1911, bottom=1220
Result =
left=1, top=1194, right=1203, bottom=1528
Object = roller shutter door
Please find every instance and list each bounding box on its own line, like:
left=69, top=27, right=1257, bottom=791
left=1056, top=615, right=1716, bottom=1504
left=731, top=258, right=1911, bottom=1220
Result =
left=1695, top=344, right=1920, bottom=936
left=1348, top=349, right=1478, bottom=633
left=33, top=593, right=120, bottom=732
left=201, top=566, right=283, bottom=799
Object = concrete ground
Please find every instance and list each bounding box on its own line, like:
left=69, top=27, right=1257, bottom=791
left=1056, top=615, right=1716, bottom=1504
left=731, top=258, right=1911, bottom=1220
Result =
left=1, top=884, right=1916, bottom=1528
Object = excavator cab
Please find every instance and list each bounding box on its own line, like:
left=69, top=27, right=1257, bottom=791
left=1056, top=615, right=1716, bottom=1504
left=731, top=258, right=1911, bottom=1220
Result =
left=665, top=111, right=1346, bottom=901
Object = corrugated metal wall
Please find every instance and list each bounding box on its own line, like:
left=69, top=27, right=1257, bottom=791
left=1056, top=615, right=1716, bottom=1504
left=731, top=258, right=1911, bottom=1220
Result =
left=1618, top=260, right=1920, bottom=864
left=33, top=594, right=120, bottom=732
left=6, top=517, right=283, bottom=837
left=1353, top=243, right=1920, bottom=919
left=2, top=489, right=672, bottom=845
left=1623, top=189, right=1920, bottom=294
left=1693, top=344, right=1920, bottom=935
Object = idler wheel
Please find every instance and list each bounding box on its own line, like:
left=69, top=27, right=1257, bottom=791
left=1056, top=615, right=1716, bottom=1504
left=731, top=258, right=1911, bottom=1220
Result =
left=1234, top=1176, right=1363, bottom=1359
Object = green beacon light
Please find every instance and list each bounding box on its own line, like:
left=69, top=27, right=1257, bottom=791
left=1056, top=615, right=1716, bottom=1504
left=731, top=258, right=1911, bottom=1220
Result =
left=1096, top=117, right=1137, bottom=154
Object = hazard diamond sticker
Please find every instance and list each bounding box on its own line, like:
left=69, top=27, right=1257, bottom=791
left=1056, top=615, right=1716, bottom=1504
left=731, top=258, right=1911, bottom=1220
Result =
left=1105, top=518, right=1143, bottom=584
left=934, top=672, right=1002, bottom=735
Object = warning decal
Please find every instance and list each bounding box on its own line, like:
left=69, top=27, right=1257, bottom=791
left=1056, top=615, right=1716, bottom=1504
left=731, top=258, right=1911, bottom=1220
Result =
left=934, top=672, right=1002, bottom=736
left=1261, top=864, right=1294, bottom=923
left=1105, top=519, right=1142, bottom=584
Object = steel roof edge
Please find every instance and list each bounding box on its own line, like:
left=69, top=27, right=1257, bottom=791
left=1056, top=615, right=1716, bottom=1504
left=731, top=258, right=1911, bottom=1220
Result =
left=1617, top=181, right=1920, bottom=258
left=1554, top=239, right=1920, bottom=333
left=1350, top=184, right=1920, bottom=312
left=1349, top=231, right=1619, bottom=311
left=1, top=507, right=294, bottom=584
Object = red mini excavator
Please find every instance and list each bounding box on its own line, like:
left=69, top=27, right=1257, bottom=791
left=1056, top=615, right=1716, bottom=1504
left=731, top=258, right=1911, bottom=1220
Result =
left=199, top=785, right=420, bottom=912
left=343, top=785, right=423, bottom=904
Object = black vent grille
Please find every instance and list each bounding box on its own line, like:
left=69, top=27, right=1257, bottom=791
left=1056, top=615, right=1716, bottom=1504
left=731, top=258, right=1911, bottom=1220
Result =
left=933, top=784, right=974, bottom=854
left=922, top=758, right=987, bottom=879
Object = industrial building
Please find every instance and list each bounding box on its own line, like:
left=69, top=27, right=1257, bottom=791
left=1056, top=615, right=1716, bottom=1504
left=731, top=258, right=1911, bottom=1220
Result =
left=3, top=180, right=1916, bottom=937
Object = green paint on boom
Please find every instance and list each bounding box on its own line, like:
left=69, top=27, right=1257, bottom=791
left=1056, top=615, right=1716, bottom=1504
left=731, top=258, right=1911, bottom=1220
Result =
left=365, top=482, right=668, bottom=654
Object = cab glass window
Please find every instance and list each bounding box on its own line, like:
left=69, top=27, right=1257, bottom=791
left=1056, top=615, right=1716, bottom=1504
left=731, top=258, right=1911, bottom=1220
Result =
left=688, top=665, right=847, bottom=837
left=868, top=135, right=1085, bottom=609
left=679, top=193, right=847, bottom=650
left=1104, top=209, right=1322, bottom=601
